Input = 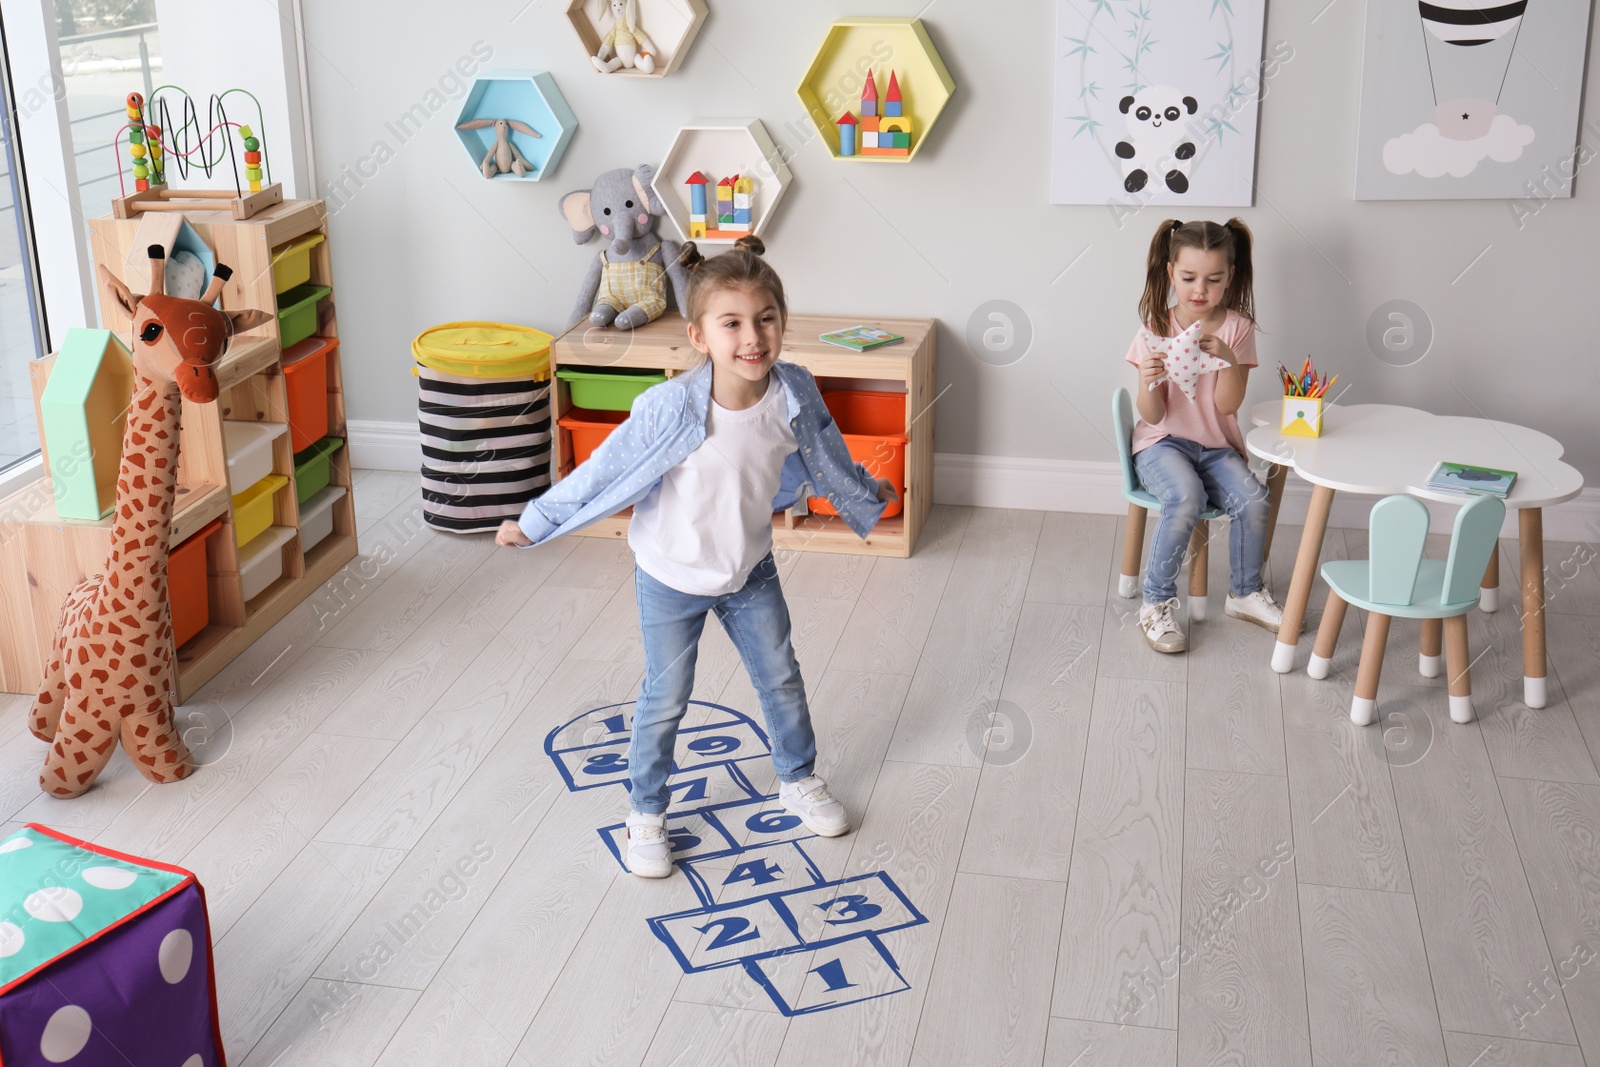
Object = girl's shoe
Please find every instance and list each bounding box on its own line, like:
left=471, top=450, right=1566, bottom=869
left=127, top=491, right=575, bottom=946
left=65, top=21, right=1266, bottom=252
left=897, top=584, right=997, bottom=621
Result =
left=625, top=812, right=673, bottom=878
left=779, top=775, right=850, bottom=837
left=1138, top=597, right=1187, bottom=653
left=1225, top=588, right=1284, bottom=632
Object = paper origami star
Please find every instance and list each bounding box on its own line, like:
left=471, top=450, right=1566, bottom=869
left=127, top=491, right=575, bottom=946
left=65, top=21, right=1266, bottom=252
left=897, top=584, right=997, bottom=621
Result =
left=1144, top=321, right=1231, bottom=401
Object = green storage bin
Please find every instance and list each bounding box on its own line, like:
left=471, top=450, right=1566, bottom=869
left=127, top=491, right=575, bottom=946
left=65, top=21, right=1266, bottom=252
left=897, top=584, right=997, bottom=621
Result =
left=555, top=366, right=666, bottom=411
left=277, top=283, right=331, bottom=348
left=293, top=435, right=344, bottom=505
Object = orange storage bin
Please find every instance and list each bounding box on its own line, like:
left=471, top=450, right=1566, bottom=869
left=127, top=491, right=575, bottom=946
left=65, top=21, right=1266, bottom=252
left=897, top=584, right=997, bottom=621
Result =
left=558, top=407, right=628, bottom=467
left=168, top=518, right=222, bottom=649
left=807, top=390, right=907, bottom=519
left=282, top=336, right=336, bottom=452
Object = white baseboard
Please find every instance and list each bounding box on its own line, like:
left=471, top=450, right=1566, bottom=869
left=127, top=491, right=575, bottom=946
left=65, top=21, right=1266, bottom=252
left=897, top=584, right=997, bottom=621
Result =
left=344, top=422, right=1600, bottom=541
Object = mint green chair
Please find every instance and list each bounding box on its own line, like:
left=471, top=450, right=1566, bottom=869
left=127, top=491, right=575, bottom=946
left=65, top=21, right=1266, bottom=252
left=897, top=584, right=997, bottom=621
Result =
left=1307, top=493, right=1505, bottom=725
left=1112, top=388, right=1222, bottom=616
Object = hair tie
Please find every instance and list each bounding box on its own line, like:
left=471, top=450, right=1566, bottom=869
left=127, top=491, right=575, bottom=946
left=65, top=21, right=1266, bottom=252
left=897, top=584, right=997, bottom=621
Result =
left=1169, top=220, right=1182, bottom=234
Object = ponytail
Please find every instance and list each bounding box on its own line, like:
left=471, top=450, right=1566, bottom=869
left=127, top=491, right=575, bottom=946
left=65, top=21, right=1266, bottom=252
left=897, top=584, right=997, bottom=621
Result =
left=1139, top=217, right=1258, bottom=335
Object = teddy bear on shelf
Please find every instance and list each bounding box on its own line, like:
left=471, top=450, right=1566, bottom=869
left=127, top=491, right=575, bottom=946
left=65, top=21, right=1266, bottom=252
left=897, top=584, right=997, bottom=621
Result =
left=591, top=0, right=657, bottom=74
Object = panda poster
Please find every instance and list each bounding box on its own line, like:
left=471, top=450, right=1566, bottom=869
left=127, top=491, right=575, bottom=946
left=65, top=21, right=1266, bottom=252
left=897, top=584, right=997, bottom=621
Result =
left=1049, top=0, right=1270, bottom=207
left=1353, top=0, right=1594, bottom=200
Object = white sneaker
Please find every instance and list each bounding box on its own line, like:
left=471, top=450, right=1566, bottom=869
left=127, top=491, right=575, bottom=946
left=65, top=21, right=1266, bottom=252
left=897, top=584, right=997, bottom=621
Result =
left=625, top=812, right=673, bottom=878
left=1225, top=588, right=1284, bottom=632
left=779, top=775, right=850, bottom=837
left=1138, top=597, right=1187, bottom=653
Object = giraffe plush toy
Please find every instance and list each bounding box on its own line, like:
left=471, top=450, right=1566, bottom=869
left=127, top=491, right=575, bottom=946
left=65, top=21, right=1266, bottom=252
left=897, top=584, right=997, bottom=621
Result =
left=29, top=245, right=270, bottom=798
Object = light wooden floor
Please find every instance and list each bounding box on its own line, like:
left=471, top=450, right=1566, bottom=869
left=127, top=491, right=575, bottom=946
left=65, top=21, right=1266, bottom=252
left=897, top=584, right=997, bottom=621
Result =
left=6, top=468, right=1600, bottom=1067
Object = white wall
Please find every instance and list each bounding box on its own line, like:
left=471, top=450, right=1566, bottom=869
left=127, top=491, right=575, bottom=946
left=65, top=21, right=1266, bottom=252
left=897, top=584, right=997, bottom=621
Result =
left=298, top=0, right=1600, bottom=483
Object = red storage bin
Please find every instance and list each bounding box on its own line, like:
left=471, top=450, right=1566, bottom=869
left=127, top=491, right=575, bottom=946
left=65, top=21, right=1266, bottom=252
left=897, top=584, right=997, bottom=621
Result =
left=282, top=336, right=336, bottom=452
left=807, top=390, right=907, bottom=519
left=558, top=407, right=628, bottom=467
left=168, top=518, right=222, bottom=648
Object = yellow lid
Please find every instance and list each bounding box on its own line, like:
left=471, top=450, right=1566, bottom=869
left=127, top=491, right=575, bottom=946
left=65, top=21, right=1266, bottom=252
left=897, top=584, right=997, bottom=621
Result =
left=412, top=321, right=553, bottom=380
left=232, top=473, right=288, bottom=509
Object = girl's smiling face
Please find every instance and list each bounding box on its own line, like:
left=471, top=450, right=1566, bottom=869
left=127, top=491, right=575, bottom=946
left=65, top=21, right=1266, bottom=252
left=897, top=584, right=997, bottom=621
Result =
left=1168, top=246, right=1233, bottom=317
left=687, top=284, right=784, bottom=388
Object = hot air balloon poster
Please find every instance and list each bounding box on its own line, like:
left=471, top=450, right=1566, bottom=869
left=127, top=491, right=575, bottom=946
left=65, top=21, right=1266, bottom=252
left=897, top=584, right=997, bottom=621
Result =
left=1355, top=0, right=1595, bottom=199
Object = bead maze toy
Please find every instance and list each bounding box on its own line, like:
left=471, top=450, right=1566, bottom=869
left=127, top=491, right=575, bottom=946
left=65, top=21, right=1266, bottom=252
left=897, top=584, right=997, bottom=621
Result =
left=112, top=88, right=283, bottom=220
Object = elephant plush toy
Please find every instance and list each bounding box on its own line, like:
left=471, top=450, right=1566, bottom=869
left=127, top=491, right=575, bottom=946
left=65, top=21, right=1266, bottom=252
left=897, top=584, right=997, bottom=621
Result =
left=561, top=164, right=689, bottom=330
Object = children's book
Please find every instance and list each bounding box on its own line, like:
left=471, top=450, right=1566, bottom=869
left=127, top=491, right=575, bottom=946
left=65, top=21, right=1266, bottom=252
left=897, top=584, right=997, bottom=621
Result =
left=1427, top=461, right=1517, bottom=498
left=819, top=326, right=905, bottom=351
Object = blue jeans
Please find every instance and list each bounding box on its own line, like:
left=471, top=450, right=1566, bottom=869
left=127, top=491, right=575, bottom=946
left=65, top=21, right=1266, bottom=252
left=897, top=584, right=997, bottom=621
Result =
left=1133, top=436, right=1269, bottom=603
left=630, top=554, right=816, bottom=814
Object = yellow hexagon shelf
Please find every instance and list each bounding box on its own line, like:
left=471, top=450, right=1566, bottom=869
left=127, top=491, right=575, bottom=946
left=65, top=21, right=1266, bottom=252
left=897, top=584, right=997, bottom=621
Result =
left=797, top=17, right=955, bottom=162
left=566, top=0, right=709, bottom=78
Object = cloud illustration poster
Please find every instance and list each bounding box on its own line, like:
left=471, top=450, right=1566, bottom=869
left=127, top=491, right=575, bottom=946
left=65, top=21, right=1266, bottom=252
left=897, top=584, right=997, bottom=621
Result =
left=1354, top=0, right=1594, bottom=200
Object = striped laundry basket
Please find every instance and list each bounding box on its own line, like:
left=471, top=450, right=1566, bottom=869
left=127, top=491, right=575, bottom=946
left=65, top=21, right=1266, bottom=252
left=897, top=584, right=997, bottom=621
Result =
left=413, top=322, right=554, bottom=533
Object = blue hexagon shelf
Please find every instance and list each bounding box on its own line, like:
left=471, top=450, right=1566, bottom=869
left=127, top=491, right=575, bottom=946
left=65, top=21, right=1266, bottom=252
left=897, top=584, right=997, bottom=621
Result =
left=454, top=71, right=577, bottom=182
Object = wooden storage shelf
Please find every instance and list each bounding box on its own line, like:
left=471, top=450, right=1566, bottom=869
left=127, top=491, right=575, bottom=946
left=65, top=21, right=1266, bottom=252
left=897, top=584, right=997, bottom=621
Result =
left=548, top=311, right=935, bottom=558
left=0, top=198, right=359, bottom=701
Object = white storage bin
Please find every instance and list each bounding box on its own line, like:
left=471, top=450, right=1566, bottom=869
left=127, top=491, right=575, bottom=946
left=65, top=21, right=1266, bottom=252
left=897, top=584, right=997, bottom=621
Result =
left=238, top=525, right=296, bottom=601
left=298, top=484, right=346, bottom=552
left=223, top=421, right=288, bottom=491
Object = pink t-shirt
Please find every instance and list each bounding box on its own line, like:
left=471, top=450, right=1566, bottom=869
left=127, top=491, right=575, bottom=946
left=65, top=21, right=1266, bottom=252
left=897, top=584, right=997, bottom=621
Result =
left=1124, top=309, right=1257, bottom=456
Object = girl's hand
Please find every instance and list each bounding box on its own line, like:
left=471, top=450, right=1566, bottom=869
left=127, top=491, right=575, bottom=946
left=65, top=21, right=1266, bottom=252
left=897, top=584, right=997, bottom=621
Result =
left=1198, top=336, right=1237, bottom=365
left=1140, top=354, right=1167, bottom=390
left=495, top=520, right=533, bottom=547
left=875, top=478, right=899, bottom=503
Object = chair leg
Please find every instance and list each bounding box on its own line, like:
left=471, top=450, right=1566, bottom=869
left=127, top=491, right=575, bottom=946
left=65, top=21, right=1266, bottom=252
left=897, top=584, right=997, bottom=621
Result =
left=1419, top=617, right=1442, bottom=679
left=1480, top=545, right=1500, bottom=613
left=1188, top=520, right=1209, bottom=620
left=1261, top=463, right=1288, bottom=569
left=1444, top=615, right=1474, bottom=723
left=1308, top=590, right=1348, bottom=680
left=1119, top=503, right=1147, bottom=599
left=1351, top=612, right=1391, bottom=726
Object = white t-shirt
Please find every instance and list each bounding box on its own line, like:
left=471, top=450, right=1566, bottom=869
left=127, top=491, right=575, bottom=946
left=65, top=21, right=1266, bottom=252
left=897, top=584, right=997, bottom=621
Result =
left=629, top=376, right=798, bottom=596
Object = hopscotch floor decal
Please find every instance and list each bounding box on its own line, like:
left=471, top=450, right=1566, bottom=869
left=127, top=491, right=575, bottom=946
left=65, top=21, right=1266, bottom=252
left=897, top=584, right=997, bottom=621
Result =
left=544, top=700, right=927, bottom=1016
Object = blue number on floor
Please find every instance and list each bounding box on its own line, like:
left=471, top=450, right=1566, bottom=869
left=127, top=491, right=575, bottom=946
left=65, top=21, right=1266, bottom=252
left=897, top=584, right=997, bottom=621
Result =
left=669, top=776, right=709, bottom=802
left=818, top=893, right=884, bottom=925
left=696, top=917, right=761, bottom=951
left=724, top=859, right=783, bottom=888
left=599, top=712, right=627, bottom=735
left=686, top=735, right=741, bottom=756
left=668, top=828, right=702, bottom=852
left=809, top=957, right=857, bottom=992
left=746, top=809, right=804, bottom=834
left=583, top=752, right=628, bottom=775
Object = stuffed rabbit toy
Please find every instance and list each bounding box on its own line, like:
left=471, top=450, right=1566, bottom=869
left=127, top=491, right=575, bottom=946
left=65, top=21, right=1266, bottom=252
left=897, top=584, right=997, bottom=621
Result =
left=456, top=118, right=541, bottom=178
left=591, top=0, right=657, bottom=73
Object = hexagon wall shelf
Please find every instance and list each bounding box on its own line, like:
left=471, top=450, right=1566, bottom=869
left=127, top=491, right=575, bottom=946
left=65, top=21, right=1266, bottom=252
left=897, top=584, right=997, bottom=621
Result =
left=454, top=71, right=577, bottom=181
left=797, top=17, right=955, bottom=162
left=652, top=119, right=792, bottom=245
left=566, top=0, right=709, bottom=78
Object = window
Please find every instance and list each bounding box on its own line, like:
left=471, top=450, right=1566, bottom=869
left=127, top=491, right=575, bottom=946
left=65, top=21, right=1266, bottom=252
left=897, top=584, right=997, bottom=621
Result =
left=0, top=14, right=49, bottom=472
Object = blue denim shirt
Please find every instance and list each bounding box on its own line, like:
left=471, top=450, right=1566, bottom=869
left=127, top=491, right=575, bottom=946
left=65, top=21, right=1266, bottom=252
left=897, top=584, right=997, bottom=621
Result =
left=515, top=359, right=888, bottom=546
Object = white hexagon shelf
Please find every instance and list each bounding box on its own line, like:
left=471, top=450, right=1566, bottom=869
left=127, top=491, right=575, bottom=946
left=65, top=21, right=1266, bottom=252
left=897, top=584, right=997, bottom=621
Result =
left=454, top=71, right=577, bottom=182
left=797, top=17, right=956, bottom=162
left=566, top=0, right=709, bottom=78
left=651, top=118, right=792, bottom=245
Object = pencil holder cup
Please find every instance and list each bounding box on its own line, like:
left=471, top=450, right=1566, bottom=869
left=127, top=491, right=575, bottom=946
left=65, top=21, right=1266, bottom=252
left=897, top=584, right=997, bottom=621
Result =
left=1281, top=396, right=1323, bottom=437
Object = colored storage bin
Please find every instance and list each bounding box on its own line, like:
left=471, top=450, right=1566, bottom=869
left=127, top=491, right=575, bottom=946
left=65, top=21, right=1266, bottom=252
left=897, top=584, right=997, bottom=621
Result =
left=293, top=436, right=344, bottom=506
left=557, top=407, right=628, bottom=466
left=222, top=420, right=287, bottom=492
left=299, top=484, right=347, bottom=553
left=168, top=518, right=222, bottom=649
left=276, top=283, right=331, bottom=348
left=281, top=336, right=336, bottom=452
left=413, top=322, right=555, bottom=534
left=555, top=366, right=666, bottom=411
left=232, top=473, right=288, bottom=548
left=0, top=826, right=227, bottom=1067
left=269, top=232, right=325, bottom=294
left=238, top=525, right=296, bottom=601
left=807, top=390, right=907, bottom=519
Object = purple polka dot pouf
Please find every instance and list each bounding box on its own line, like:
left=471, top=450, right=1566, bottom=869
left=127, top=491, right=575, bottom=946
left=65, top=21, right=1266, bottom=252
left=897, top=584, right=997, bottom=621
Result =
left=0, top=824, right=224, bottom=1066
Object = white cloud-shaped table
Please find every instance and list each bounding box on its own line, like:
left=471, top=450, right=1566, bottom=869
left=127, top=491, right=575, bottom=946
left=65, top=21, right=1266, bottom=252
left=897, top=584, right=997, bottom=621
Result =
left=1245, top=402, right=1583, bottom=707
